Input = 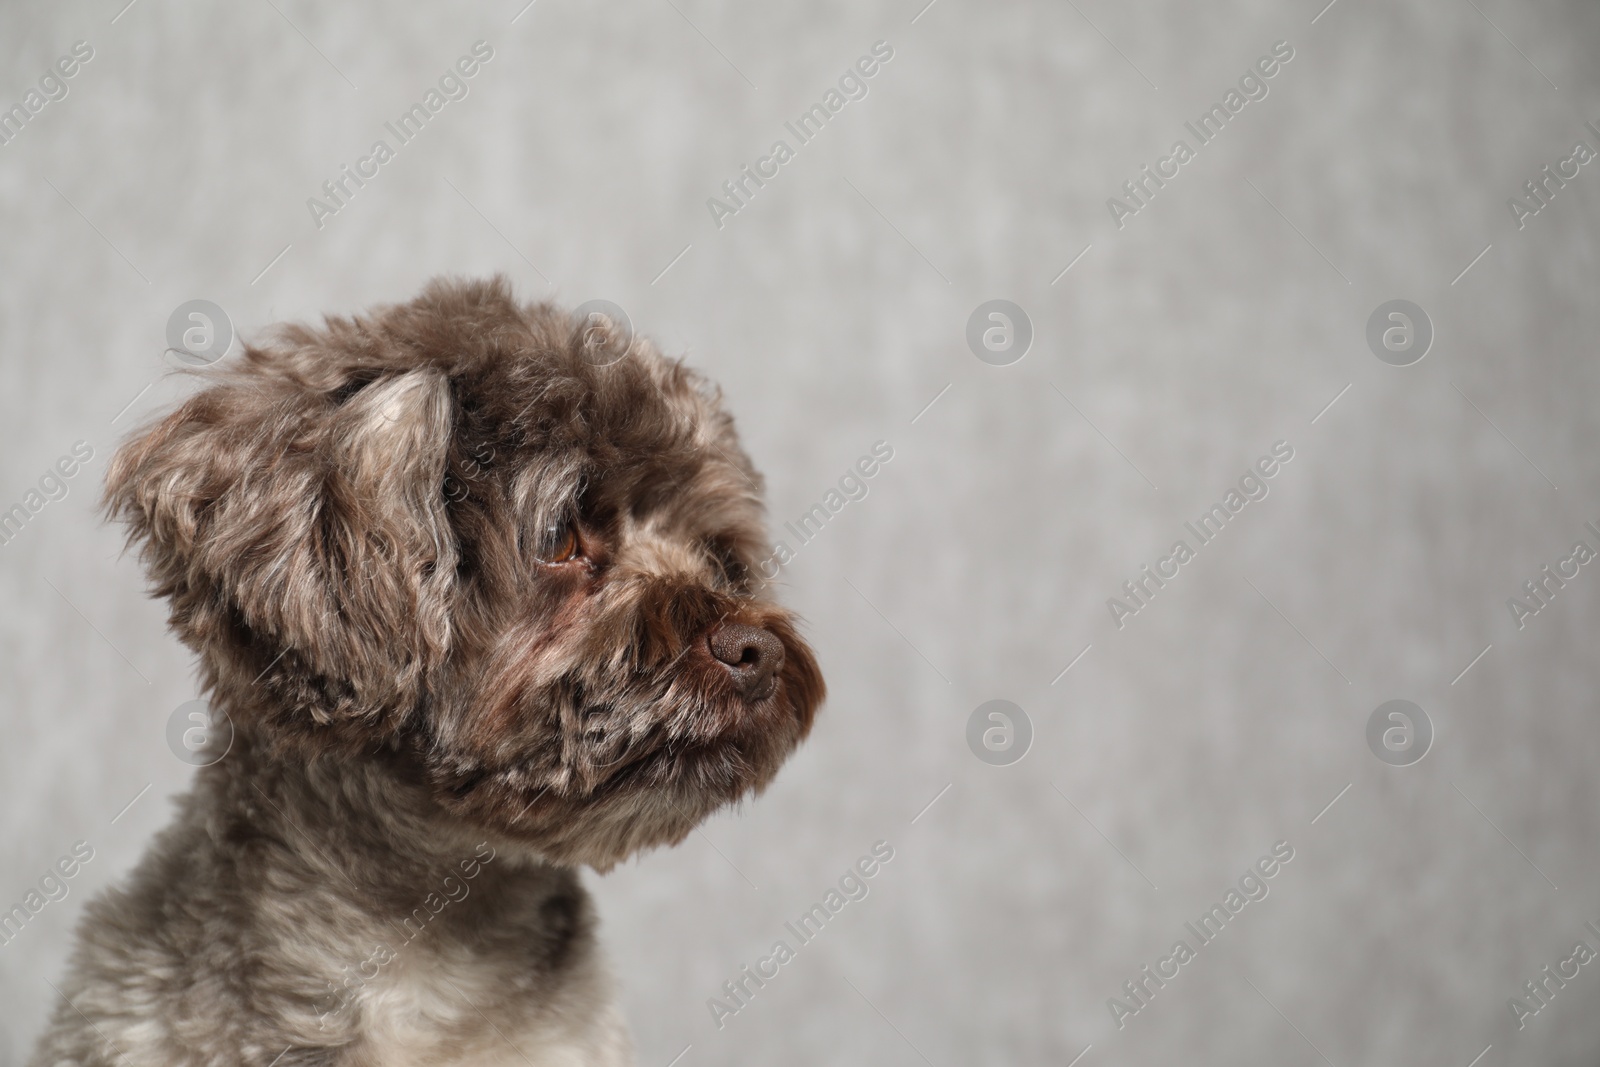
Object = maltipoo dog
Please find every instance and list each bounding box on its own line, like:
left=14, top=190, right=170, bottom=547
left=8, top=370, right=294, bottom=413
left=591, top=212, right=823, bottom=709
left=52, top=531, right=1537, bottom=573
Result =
left=31, top=277, right=823, bottom=1067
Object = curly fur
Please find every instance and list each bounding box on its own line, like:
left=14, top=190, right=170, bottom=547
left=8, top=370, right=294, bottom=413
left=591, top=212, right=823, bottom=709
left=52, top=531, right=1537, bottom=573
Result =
left=30, top=277, right=824, bottom=1067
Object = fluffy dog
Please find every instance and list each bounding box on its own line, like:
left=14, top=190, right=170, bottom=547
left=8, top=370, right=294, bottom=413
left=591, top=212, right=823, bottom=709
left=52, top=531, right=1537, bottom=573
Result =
left=30, top=277, right=824, bottom=1066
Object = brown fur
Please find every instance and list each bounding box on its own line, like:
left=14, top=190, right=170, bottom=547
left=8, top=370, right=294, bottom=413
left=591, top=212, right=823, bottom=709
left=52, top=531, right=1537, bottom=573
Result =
left=30, top=277, right=823, bottom=1066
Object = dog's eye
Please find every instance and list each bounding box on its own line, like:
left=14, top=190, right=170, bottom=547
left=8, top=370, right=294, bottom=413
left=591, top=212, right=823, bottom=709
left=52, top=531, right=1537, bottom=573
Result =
left=708, top=539, right=749, bottom=588
left=536, top=519, right=581, bottom=564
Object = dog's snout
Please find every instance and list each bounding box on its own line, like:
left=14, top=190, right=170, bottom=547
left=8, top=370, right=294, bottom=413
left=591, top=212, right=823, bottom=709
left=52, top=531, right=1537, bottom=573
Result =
left=707, top=623, right=784, bottom=701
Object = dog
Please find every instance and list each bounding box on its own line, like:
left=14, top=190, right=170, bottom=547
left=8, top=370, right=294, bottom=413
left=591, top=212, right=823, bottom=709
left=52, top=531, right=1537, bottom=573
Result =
left=30, top=277, right=824, bottom=1067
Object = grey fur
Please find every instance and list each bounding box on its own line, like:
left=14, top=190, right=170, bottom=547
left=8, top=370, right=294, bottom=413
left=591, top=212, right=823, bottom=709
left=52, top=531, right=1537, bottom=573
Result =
left=32, top=728, right=629, bottom=1066
left=31, top=278, right=823, bottom=1066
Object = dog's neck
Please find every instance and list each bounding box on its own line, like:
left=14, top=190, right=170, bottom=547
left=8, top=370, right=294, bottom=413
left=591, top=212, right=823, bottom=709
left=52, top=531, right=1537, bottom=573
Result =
left=171, top=724, right=601, bottom=1049
left=202, top=721, right=493, bottom=891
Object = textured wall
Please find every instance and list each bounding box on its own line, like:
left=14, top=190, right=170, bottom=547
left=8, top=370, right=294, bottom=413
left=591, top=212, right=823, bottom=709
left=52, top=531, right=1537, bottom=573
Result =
left=3, top=0, right=1600, bottom=1063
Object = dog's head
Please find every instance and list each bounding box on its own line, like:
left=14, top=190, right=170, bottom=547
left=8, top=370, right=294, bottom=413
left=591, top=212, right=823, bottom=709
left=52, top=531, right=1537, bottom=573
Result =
left=106, top=277, right=823, bottom=868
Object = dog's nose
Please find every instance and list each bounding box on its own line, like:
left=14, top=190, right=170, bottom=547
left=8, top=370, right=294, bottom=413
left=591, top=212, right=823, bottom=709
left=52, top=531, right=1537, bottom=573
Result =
left=708, top=623, right=785, bottom=701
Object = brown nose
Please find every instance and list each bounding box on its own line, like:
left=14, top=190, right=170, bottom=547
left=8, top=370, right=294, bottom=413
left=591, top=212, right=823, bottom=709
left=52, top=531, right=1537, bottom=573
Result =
left=708, top=623, right=785, bottom=701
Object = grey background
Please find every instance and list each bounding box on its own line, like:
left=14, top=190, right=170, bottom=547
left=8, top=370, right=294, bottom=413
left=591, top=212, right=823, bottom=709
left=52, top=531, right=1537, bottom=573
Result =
left=2, top=0, right=1598, bottom=1063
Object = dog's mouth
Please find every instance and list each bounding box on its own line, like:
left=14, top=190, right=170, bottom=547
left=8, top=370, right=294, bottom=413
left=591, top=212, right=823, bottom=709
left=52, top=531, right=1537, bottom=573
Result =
left=575, top=730, right=745, bottom=800
left=554, top=662, right=810, bottom=795
left=423, top=628, right=822, bottom=867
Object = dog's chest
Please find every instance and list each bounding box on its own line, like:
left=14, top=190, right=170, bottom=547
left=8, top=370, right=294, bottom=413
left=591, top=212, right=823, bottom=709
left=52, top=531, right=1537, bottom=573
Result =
left=345, top=947, right=629, bottom=1067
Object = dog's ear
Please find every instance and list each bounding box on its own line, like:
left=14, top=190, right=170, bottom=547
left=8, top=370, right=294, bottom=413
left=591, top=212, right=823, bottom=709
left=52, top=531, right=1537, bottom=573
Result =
left=104, top=358, right=457, bottom=743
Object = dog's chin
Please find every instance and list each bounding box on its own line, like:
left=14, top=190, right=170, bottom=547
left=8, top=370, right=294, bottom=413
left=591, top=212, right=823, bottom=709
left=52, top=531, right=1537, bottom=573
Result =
left=432, top=685, right=816, bottom=871
left=451, top=739, right=795, bottom=871
left=550, top=736, right=801, bottom=870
